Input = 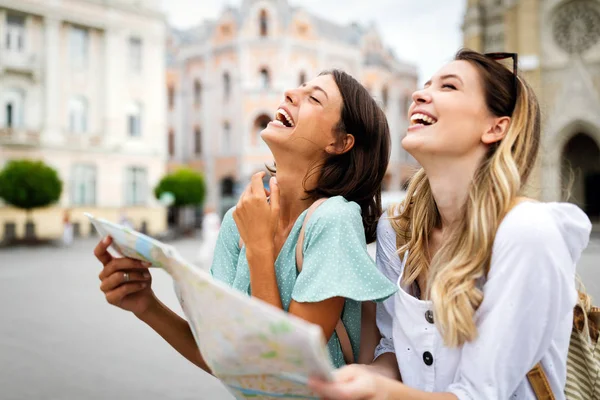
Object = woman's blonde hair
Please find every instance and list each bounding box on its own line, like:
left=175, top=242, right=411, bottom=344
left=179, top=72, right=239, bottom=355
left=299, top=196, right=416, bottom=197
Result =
left=390, top=49, right=541, bottom=347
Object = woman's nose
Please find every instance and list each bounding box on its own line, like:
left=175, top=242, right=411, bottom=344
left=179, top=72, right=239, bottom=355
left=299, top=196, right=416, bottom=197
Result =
left=284, top=88, right=298, bottom=105
left=412, top=88, right=432, bottom=104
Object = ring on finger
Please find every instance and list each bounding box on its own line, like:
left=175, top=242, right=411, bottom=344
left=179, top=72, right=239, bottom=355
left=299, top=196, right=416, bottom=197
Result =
left=123, top=272, right=130, bottom=283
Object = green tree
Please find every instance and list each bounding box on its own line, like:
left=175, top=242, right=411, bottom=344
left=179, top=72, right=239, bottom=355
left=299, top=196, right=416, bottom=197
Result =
left=154, top=168, right=206, bottom=207
left=0, top=160, right=63, bottom=219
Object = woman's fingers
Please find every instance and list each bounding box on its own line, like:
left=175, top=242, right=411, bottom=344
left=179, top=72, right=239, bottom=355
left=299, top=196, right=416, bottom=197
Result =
left=98, top=257, right=151, bottom=281
left=104, top=281, right=148, bottom=306
left=100, top=269, right=151, bottom=293
left=94, top=236, right=113, bottom=266
left=308, top=366, right=377, bottom=400
left=250, top=172, right=267, bottom=199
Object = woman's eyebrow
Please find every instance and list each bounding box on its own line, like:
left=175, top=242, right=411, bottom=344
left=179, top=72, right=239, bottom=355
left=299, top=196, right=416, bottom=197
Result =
left=439, top=74, right=463, bottom=84
left=301, top=83, right=329, bottom=99
left=424, top=74, right=463, bottom=88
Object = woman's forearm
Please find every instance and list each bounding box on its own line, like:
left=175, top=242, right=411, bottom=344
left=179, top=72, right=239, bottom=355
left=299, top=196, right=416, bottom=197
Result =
left=380, top=377, right=458, bottom=400
left=136, top=297, right=212, bottom=374
left=246, top=245, right=284, bottom=309
left=370, top=352, right=402, bottom=381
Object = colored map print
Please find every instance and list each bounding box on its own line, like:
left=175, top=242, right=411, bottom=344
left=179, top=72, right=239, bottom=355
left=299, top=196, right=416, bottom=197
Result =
left=86, top=214, right=333, bottom=399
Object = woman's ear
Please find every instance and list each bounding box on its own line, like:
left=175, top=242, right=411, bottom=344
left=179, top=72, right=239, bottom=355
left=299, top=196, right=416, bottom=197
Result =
left=326, top=134, right=355, bottom=155
left=482, top=116, right=510, bottom=144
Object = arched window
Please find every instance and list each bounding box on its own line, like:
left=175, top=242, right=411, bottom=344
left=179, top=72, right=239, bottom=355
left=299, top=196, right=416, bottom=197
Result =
left=223, top=72, right=231, bottom=101
left=68, top=96, right=88, bottom=134
left=259, top=10, right=268, bottom=37
left=299, top=71, right=306, bottom=86
left=127, top=102, right=142, bottom=137
left=2, top=88, right=24, bottom=128
left=194, top=79, right=202, bottom=106
left=253, top=114, right=271, bottom=146
left=259, top=68, right=270, bottom=89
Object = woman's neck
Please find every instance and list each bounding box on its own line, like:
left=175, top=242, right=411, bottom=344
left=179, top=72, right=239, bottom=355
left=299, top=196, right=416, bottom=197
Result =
left=272, top=165, right=315, bottom=231
left=423, top=156, right=482, bottom=232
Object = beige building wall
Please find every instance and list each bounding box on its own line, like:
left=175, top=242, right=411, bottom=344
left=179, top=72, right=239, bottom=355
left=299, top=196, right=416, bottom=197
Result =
left=0, top=0, right=168, bottom=240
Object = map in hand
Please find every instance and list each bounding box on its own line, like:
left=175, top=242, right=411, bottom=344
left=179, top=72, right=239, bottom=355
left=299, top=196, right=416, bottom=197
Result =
left=86, top=213, right=334, bottom=400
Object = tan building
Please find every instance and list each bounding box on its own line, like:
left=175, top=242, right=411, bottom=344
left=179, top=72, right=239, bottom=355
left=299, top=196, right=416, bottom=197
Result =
left=167, top=0, right=418, bottom=216
left=463, top=0, right=600, bottom=222
left=0, top=0, right=168, bottom=241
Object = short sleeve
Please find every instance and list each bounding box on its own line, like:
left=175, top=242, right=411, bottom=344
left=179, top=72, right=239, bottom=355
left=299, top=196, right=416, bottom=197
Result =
left=291, top=199, right=397, bottom=303
left=209, top=207, right=241, bottom=286
left=373, top=213, right=402, bottom=360
left=447, top=205, right=582, bottom=400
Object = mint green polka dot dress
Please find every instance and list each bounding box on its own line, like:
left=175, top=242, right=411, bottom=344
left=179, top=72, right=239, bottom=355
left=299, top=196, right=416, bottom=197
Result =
left=210, top=196, right=398, bottom=368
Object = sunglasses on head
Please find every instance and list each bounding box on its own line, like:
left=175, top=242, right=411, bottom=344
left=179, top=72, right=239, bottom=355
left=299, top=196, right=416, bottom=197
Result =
left=484, top=52, right=519, bottom=113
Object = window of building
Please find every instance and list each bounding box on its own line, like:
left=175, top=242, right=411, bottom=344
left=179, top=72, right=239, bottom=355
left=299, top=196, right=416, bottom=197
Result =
left=253, top=114, right=271, bottom=147
left=403, top=94, right=412, bottom=117
left=5, top=14, right=25, bottom=52
left=168, top=129, right=175, bottom=157
left=68, top=96, right=88, bottom=134
left=299, top=71, right=306, bottom=86
left=194, top=80, right=202, bottom=106
left=223, top=72, right=231, bottom=101
left=194, top=127, right=202, bottom=155
left=2, top=88, right=24, bottom=129
left=127, top=102, right=142, bottom=137
left=70, top=25, right=89, bottom=69
left=222, top=121, right=231, bottom=153
left=259, top=68, right=270, bottom=89
left=71, top=164, right=96, bottom=206
left=129, top=37, right=142, bottom=73
left=259, top=10, right=269, bottom=37
left=382, top=86, right=389, bottom=108
left=124, top=166, right=147, bottom=205
left=168, top=86, right=175, bottom=109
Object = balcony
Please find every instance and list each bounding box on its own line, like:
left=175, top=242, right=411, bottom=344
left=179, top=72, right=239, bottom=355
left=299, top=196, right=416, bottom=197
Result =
left=0, top=127, right=41, bottom=147
left=0, top=49, right=41, bottom=79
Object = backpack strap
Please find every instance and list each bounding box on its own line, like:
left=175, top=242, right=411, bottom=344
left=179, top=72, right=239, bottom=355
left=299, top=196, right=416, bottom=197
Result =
left=527, top=363, right=555, bottom=400
left=296, top=198, right=354, bottom=365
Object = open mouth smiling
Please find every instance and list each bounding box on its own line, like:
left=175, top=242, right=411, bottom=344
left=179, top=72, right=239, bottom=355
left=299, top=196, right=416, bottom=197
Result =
left=410, top=112, right=438, bottom=128
left=272, top=108, right=295, bottom=128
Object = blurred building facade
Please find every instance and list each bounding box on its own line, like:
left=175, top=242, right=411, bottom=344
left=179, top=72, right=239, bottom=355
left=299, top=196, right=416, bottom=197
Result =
left=0, top=0, right=168, bottom=240
left=463, top=0, right=600, bottom=222
left=167, top=0, right=418, bottom=216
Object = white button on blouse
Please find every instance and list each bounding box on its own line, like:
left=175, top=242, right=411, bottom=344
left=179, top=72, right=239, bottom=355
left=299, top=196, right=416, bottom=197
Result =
left=374, top=202, right=592, bottom=400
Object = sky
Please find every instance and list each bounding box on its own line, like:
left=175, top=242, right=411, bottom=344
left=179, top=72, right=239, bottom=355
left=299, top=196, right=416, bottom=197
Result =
left=160, top=0, right=467, bottom=85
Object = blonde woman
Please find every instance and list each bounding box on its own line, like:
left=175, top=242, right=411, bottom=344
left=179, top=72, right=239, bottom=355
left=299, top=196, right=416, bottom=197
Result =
left=309, top=49, right=592, bottom=399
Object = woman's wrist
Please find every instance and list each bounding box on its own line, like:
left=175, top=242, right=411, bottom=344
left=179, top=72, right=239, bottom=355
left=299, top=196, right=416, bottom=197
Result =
left=245, top=242, right=275, bottom=262
left=134, top=294, right=161, bottom=322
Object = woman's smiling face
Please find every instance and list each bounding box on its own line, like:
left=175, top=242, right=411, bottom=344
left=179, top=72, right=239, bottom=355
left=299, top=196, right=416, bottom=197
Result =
left=261, top=74, right=344, bottom=158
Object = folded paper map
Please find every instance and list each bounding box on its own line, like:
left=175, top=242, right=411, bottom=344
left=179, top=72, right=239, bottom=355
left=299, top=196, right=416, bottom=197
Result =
left=85, top=213, right=333, bottom=399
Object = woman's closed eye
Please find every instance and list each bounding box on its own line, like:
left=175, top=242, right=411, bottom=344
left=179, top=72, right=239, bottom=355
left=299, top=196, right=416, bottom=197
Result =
left=310, top=96, right=321, bottom=104
left=442, top=83, right=457, bottom=90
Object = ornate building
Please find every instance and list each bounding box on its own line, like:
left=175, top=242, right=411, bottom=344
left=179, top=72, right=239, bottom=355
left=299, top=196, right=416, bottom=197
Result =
left=463, top=0, right=600, bottom=222
left=0, top=0, right=168, bottom=240
left=167, top=0, right=418, bottom=216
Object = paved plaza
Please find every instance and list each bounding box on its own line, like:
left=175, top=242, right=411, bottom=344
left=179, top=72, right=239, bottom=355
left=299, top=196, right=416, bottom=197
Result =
left=0, top=234, right=598, bottom=400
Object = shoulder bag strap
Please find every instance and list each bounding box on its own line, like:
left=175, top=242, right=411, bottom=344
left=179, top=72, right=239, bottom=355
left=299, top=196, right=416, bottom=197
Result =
left=295, top=198, right=354, bottom=365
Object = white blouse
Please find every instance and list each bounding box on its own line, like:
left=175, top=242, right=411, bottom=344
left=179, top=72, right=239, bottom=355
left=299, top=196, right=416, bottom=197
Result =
left=374, top=202, right=592, bottom=400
